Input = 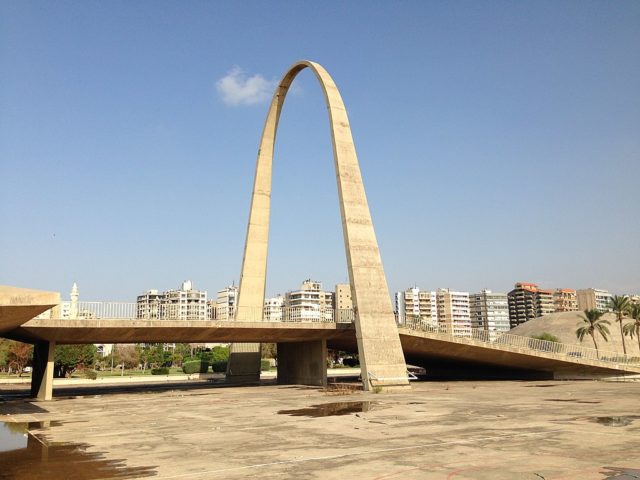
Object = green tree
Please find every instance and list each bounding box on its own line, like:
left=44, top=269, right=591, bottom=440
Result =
left=623, top=303, right=640, bottom=354
left=171, top=343, right=192, bottom=367
left=261, top=343, right=277, bottom=359
left=609, top=295, right=631, bottom=355
left=576, top=309, right=610, bottom=357
left=7, top=341, right=33, bottom=376
left=54, top=344, right=97, bottom=378
left=0, top=339, right=12, bottom=371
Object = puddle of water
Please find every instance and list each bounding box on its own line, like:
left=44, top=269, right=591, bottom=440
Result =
left=524, top=384, right=561, bottom=388
left=601, top=466, right=640, bottom=479
left=0, top=421, right=28, bottom=453
left=0, top=421, right=156, bottom=478
left=591, top=416, right=640, bottom=427
left=278, top=401, right=381, bottom=417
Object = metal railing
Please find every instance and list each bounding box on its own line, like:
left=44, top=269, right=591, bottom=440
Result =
left=51, top=302, right=356, bottom=324
left=399, top=317, right=640, bottom=367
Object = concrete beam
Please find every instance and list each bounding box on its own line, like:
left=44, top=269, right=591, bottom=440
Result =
left=31, top=340, right=56, bottom=401
left=277, top=340, right=327, bottom=387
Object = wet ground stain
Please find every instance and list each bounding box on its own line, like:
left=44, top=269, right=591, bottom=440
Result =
left=591, top=416, right=640, bottom=427
left=545, top=398, right=602, bottom=404
left=278, top=401, right=382, bottom=417
left=0, top=421, right=156, bottom=479
left=601, top=466, right=640, bottom=479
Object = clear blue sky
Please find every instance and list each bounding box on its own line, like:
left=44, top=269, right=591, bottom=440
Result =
left=1, top=1, right=639, bottom=301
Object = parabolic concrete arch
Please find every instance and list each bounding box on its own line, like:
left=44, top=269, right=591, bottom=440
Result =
left=227, top=60, right=409, bottom=391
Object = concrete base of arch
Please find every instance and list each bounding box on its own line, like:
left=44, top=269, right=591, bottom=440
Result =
left=277, top=340, right=327, bottom=387
left=226, top=342, right=261, bottom=384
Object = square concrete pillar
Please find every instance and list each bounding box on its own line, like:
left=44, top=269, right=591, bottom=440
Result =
left=277, top=340, right=327, bottom=387
left=226, top=343, right=261, bottom=384
left=31, top=341, right=55, bottom=401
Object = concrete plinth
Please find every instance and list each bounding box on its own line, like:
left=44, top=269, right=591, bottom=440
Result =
left=31, top=340, right=55, bottom=401
left=277, top=340, right=327, bottom=387
left=226, top=343, right=261, bottom=383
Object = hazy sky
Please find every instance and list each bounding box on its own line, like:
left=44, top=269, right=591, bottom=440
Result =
left=1, top=1, right=639, bottom=301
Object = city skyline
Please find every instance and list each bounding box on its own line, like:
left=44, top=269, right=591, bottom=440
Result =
left=2, top=2, right=639, bottom=300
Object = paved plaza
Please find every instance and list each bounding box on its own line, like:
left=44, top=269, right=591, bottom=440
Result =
left=1, top=379, right=640, bottom=479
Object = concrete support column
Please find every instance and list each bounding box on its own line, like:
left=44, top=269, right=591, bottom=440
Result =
left=226, top=343, right=261, bottom=384
left=277, top=340, right=327, bottom=387
left=31, top=341, right=55, bottom=401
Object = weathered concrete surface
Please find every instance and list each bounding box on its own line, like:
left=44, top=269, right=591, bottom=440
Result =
left=0, top=285, right=59, bottom=334
left=7, top=318, right=355, bottom=344
left=6, top=319, right=640, bottom=379
left=30, top=341, right=56, bottom=401
left=1, top=380, right=639, bottom=479
left=229, top=60, right=408, bottom=390
left=278, top=340, right=328, bottom=386
left=398, top=327, right=640, bottom=377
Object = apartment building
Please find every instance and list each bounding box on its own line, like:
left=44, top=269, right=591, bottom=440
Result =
left=136, top=289, right=165, bottom=319
left=436, top=288, right=471, bottom=336
left=508, top=282, right=554, bottom=328
left=136, top=281, right=208, bottom=321
left=214, top=284, right=238, bottom=320
left=576, top=288, right=612, bottom=313
left=469, top=289, right=509, bottom=339
left=164, top=280, right=207, bottom=320
left=553, top=288, right=578, bottom=312
left=284, top=279, right=334, bottom=322
left=264, top=295, right=284, bottom=321
left=394, top=287, right=437, bottom=327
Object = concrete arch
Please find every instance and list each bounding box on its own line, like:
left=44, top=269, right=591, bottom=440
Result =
left=228, top=61, right=409, bottom=390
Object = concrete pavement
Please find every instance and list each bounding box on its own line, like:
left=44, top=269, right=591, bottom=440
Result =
left=1, top=379, right=639, bottom=479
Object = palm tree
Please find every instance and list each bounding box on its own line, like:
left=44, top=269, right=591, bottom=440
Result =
left=623, top=303, right=640, bottom=355
left=576, top=309, right=611, bottom=358
left=609, top=295, right=631, bottom=354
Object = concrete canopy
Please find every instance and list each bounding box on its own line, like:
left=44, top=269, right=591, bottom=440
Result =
left=0, top=285, right=60, bottom=334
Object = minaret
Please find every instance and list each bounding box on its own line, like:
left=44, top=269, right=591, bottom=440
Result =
left=70, top=282, right=79, bottom=319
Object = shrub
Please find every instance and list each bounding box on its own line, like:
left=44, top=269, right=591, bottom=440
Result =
left=83, top=369, right=98, bottom=380
left=343, top=357, right=359, bottom=367
left=530, top=332, right=560, bottom=343
left=210, top=346, right=230, bottom=363
left=151, top=367, right=170, bottom=375
left=260, top=359, right=271, bottom=371
left=211, top=360, right=227, bottom=373
left=182, top=360, right=208, bottom=374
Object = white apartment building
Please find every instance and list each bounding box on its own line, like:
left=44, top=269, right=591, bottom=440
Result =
left=469, top=289, right=509, bottom=339
left=576, top=288, right=612, bottom=313
left=284, top=279, right=334, bottom=322
left=394, top=287, right=437, bottom=327
left=136, top=281, right=208, bottom=321
left=215, top=284, right=238, bottom=320
left=436, top=288, right=471, bottom=337
left=136, top=289, right=164, bottom=319
left=264, top=295, right=284, bottom=321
